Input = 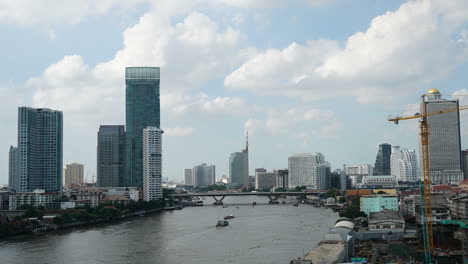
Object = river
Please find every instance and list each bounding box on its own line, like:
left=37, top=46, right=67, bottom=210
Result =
left=0, top=196, right=337, bottom=264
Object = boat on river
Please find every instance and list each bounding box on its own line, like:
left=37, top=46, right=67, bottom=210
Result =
left=216, top=220, right=229, bottom=227
left=224, top=214, right=235, bottom=220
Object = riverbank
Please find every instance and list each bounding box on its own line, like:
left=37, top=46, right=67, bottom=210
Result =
left=0, top=208, right=164, bottom=239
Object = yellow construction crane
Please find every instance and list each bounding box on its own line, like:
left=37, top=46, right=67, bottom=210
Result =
left=388, top=88, right=468, bottom=263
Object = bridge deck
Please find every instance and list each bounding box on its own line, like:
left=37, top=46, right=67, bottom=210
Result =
left=173, top=192, right=320, bottom=197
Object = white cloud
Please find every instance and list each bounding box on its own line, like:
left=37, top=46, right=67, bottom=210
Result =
left=244, top=106, right=342, bottom=139
left=164, top=127, right=196, bottom=137
left=226, top=0, right=468, bottom=103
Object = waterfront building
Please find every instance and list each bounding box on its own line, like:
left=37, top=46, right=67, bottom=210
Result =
left=8, top=189, right=57, bottom=210
left=142, top=127, right=163, bottom=201
left=275, top=169, right=288, bottom=189
left=69, top=188, right=104, bottom=207
left=184, top=168, right=193, bottom=185
left=97, top=125, right=126, bottom=187
left=314, top=165, right=331, bottom=190
left=462, top=150, right=468, bottom=179
left=425, top=88, right=463, bottom=184
left=288, top=153, right=327, bottom=189
left=345, top=164, right=373, bottom=187
left=63, top=162, right=84, bottom=188
left=368, top=210, right=405, bottom=233
left=229, top=134, right=249, bottom=187
left=360, top=195, right=399, bottom=216
left=125, top=67, right=160, bottom=188
left=360, top=175, right=398, bottom=188
left=17, top=107, right=63, bottom=192
left=255, top=172, right=277, bottom=190
left=193, top=163, right=216, bottom=187
left=391, top=147, right=418, bottom=182
left=373, top=143, right=391, bottom=176
left=8, top=146, right=18, bottom=191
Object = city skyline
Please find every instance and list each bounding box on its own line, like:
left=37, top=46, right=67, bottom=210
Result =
left=2, top=0, right=468, bottom=183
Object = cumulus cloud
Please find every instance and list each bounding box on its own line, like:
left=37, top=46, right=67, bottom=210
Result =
left=244, top=106, right=342, bottom=140
left=226, top=0, right=468, bottom=103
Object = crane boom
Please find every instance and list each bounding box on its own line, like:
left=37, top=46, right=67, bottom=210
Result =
left=388, top=91, right=468, bottom=264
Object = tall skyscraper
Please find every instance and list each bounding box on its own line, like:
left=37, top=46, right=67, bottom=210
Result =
left=184, top=168, right=193, bottom=185
left=142, top=127, right=163, bottom=201
left=17, top=107, right=63, bottom=192
left=288, top=152, right=328, bottom=189
left=97, top=125, right=126, bottom=187
left=193, top=163, right=216, bottom=187
left=374, top=143, right=391, bottom=175
left=8, top=146, right=18, bottom=191
left=126, top=67, right=160, bottom=188
left=63, top=162, right=84, bottom=188
left=391, top=146, right=418, bottom=182
left=425, top=88, right=464, bottom=184
left=229, top=133, right=249, bottom=187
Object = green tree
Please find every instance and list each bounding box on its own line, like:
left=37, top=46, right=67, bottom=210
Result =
left=338, top=197, right=346, bottom=204
left=294, top=185, right=307, bottom=192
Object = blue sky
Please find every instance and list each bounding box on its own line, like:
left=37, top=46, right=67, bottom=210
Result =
left=1, top=0, right=468, bottom=183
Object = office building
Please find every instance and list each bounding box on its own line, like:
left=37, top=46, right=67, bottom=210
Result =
left=184, top=168, right=193, bottom=185
left=97, top=125, right=126, bottom=187
left=255, top=172, right=277, bottom=190
left=425, top=88, right=464, bottom=184
left=374, top=143, right=391, bottom=176
left=229, top=134, right=249, bottom=187
left=17, top=107, right=63, bottom=192
left=360, top=175, right=398, bottom=188
left=142, top=127, right=163, bottom=201
left=64, top=162, right=84, bottom=188
left=193, top=163, right=216, bottom=187
left=275, top=169, right=288, bottom=189
left=314, top=165, right=331, bottom=190
left=8, top=146, right=18, bottom=191
left=288, top=152, right=327, bottom=189
left=126, top=67, right=160, bottom=188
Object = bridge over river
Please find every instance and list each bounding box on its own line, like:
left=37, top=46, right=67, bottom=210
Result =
left=173, top=191, right=323, bottom=205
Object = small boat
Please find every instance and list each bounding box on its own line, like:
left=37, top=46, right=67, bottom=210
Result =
left=252, top=201, right=257, bottom=206
left=224, top=214, right=235, bottom=220
left=282, top=201, right=286, bottom=204
left=293, top=202, right=299, bottom=207
left=222, top=205, right=229, bottom=208
left=216, top=220, right=229, bottom=227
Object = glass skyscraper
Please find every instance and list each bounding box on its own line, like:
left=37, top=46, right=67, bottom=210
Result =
left=374, top=143, right=391, bottom=176
left=125, top=67, right=160, bottom=187
left=97, top=125, right=126, bottom=187
left=17, top=107, right=63, bottom=192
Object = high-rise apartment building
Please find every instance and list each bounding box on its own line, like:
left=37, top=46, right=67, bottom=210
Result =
left=425, top=88, right=464, bottom=184
left=255, top=172, right=277, bottom=190
left=17, top=107, right=63, bottom=192
left=64, top=163, right=84, bottom=188
left=374, top=143, right=391, bottom=176
left=399, top=149, right=418, bottom=182
left=288, top=153, right=328, bottom=189
left=193, top=163, right=216, bottom=187
left=314, top=165, right=331, bottom=190
left=8, top=146, right=18, bottom=191
left=229, top=134, right=249, bottom=187
left=126, top=67, right=160, bottom=188
left=390, top=146, right=401, bottom=180
left=97, top=125, right=126, bottom=187
left=184, top=168, right=193, bottom=185
left=142, top=127, right=163, bottom=201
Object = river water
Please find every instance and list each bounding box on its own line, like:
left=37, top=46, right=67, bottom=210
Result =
left=0, top=196, right=337, bottom=264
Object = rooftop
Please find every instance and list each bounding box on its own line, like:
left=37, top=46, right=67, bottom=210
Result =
left=303, top=242, right=345, bottom=263
left=369, top=210, right=403, bottom=221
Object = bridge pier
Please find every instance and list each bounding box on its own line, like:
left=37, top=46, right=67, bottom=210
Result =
left=267, top=194, right=280, bottom=204
left=212, top=196, right=226, bottom=205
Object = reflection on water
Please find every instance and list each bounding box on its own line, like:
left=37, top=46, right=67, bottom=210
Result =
left=0, top=196, right=337, bottom=264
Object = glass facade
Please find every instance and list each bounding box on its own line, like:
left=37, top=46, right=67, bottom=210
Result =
left=374, top=143, right=391, bottom=176
left=17, top=107, right=63, bottom=192
left=97, top=125, right=126, bottom=187
left=229, top=152, right=248, bottom=187
left=125, top=67, right=160, bottom=187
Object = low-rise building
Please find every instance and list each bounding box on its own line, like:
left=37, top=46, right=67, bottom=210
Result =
left=360, top=175, right=398, bottom=188
left=8, top=189, right=57, bottom=210
left=415, top=195, right=452, bottom=223
left=449, top=196, right=468, bottom=220
left=368, top=210, right=405, bottom=232
left=71, top=188, right=104, bottom=207
left=360, top=195, right=399, bottom=216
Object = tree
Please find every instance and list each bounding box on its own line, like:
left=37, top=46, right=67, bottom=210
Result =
left=294, top=185, right=307, bottom=192
left=338, top=197, right=346, bottom=204
left=377, top=190, right=387, bottom=194
left=275, top=187, right=287, bottom=192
